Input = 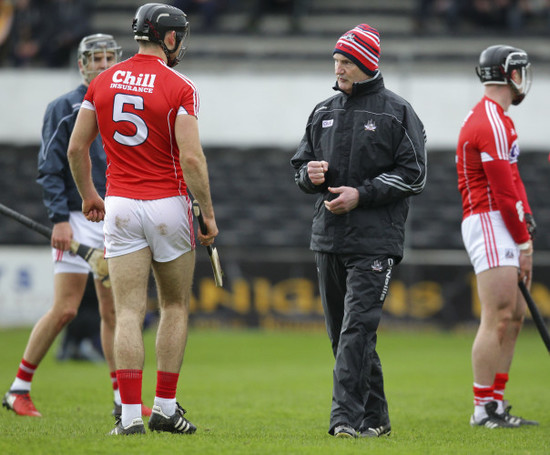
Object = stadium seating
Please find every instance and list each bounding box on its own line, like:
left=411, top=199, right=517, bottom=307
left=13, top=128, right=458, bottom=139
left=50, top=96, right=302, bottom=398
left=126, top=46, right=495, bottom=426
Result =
left=91, top=0, right=550, bottom=70
left=1, top=145, right=549, bottom=251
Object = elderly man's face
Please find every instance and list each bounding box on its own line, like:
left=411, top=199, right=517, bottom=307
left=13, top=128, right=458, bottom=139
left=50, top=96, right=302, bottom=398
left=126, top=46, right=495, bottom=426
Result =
left=334, top=53, right=370, bottom=94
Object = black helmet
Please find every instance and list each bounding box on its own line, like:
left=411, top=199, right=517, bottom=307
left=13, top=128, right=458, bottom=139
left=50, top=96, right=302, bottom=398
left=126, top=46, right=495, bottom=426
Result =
left=132, top=3, right=189, bottom=67
left=475, top=45, right=531, bottom=105
left=78, top=34, right=122, bottom=84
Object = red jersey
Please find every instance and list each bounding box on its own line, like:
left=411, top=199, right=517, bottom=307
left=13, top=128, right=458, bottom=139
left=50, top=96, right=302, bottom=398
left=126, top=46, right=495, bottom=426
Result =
left=82, top=54, right=199, bottom=199
left=456, top=96, right=530, bottom=244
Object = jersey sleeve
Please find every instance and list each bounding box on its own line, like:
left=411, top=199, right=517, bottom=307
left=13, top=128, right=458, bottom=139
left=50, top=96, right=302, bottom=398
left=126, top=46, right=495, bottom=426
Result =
left=178, top=79, right=200, bottom=118
left=83, top=78, right=96, bottom=107
left=482, top=159, right=530, bottom=244
left=175, top=77, right=199, bottom=118
left=511, top=162, right=532, bottom=215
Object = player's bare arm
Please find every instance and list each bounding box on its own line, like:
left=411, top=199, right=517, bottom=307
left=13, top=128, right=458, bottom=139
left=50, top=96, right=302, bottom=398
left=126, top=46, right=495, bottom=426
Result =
left=175, top=114, right=218, bottom=245
left=67, top=108, right=105, bottom=222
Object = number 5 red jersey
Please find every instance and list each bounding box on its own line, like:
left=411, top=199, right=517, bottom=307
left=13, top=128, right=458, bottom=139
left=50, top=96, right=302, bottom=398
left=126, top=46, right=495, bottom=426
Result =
left=82, top=54, right=200, bottom=200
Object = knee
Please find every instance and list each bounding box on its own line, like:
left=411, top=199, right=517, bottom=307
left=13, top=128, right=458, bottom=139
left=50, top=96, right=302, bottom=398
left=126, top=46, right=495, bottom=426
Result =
left=353, top=305, right=383, bottom=333
left=54, top=308, right=78, bottom=331
left=495, top=309, right=514, bottom=338
left=98, top=302, right=116, bottom=329
left=159, top=298, right=188, bottom=313
left=509, top=312, right=524, bottom=334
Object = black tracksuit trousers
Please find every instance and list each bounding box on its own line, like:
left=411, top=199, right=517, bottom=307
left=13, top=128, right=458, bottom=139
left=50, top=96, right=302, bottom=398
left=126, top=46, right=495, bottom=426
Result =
left=315, top=252, right=393, bottom=434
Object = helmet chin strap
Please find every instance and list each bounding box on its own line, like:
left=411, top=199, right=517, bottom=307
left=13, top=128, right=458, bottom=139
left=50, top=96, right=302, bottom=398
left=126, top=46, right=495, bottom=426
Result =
left=510, top=84, right=525, bottom=105
left=160, top=41, right=178, bottom=67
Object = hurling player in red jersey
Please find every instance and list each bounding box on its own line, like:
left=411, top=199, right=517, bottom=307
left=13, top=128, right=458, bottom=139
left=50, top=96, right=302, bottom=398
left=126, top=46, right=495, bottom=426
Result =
left=68, top=3, right=217, bottom=435
left=456, top=45, right=538, bottom=429
left=1, top=34, right=153, bottom=420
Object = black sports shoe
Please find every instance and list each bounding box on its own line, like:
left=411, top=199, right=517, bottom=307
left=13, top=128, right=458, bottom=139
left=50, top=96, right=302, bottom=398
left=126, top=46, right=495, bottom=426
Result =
left=112, top=402, right=121, bottom=418
left=112, top=402, right=152, bottom=419
left=359, top=423, right=391, bottom=438
left=148, top=403, right=197, bottom=434
left=333, top=424, right=358, bottom=438
left=470, top=401, right=516, bottom=429
left=109, top=417, right=146, bottom=435
left=502, top=402, right=539, bottom=426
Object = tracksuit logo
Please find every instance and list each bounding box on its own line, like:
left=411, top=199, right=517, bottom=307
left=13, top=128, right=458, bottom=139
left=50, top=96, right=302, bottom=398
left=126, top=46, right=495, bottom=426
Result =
left=364, top=119, right=376, bottom=131
left=371, top=260, right=383, bottom=272
left=379, top=258, right=394, bottom=302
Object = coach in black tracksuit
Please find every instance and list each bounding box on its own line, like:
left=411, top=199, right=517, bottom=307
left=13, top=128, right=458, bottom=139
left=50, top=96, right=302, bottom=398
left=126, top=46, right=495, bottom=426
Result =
left=291, top=24, right=427, bottom=438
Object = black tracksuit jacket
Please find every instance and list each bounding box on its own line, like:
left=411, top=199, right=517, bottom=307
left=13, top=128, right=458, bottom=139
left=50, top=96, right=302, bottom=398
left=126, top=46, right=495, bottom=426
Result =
left=291, top=73, right=427, bottom=262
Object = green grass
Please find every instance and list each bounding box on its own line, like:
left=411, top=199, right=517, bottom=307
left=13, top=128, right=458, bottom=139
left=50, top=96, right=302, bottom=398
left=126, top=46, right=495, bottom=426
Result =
left=1, top=326, right=549, bottom=454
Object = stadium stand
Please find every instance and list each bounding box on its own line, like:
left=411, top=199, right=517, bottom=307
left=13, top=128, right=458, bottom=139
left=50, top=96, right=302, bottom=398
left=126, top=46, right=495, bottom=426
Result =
left=89, top=0, right=550, bottom=71
left=1, top=145, right=549, bottom=251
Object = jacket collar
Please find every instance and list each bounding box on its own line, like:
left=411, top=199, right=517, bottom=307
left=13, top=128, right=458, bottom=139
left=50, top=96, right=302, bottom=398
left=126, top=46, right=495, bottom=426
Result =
left=333, top=71, right=384, bottom=97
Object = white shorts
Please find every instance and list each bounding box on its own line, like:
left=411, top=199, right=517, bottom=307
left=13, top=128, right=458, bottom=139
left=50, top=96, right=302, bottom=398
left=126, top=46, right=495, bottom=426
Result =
left=53, top=211, right=105, bottom=275
left=461, top=211, right=520, bottom=275
left=103, top=195, right=195, bottom=262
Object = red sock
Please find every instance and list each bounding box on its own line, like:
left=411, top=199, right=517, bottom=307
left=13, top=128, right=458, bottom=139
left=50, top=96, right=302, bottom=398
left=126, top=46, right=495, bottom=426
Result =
left=156, top=371, right=179, bottom=399
left=473, top=384, right=494, bottom=407
left=116, top=369, right=142, bottom=405
left=17, top=359, right=37, bottom=383
left=110, top=371, right=118, bottom=392
left=493, top=373, right=508, bottom=402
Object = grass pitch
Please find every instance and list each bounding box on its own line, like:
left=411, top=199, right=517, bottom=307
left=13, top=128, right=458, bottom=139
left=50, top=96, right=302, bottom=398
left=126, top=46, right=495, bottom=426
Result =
left=0, top=326, right=549, bottom=454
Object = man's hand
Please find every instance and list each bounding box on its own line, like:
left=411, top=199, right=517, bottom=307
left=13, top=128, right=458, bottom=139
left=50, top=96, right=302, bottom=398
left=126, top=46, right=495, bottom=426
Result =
left=198, top=215, right=218, bottom=247
left=518, top=251, right=533, bottom=287
left=323, top=186, right=359, bottom=215
left=82, top=196, right=105, bottom=222
left=51, top=222, right=73, bottom=251
left=307, top=160, right=329, bottom=186
left=518, top=239, right=533, bottom=286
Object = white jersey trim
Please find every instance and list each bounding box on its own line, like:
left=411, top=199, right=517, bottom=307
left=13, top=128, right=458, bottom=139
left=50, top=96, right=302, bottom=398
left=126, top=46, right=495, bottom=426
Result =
left=81, top=99, right=96, bottom=111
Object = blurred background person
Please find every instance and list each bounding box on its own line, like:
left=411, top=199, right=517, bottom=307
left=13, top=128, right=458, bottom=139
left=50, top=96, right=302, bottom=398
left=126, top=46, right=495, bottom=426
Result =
left=0, top=0, right=14, bottom=65
left=171, top=0, right=228, bottom=32
left=41, top=0, right=92, bottom=67
left=245, top=0, right=310, bottom=34
left=7, top=0, right=42, bottom=67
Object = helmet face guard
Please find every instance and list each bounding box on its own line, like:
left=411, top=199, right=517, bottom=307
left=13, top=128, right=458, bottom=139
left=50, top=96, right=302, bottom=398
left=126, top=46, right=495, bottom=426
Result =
left=507, top=53, right=532, bottom=105
left=78, top=34, right=122, bottom=84
left=165, top=28, right=190, bottom=67
left=132, top=3, right=190, bottom=67
left=475, top=45, right=532, bottom=105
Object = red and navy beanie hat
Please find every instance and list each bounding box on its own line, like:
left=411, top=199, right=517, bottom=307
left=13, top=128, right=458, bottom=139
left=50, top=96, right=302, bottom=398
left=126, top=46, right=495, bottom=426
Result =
left=333, top=24, right=381, bottom=76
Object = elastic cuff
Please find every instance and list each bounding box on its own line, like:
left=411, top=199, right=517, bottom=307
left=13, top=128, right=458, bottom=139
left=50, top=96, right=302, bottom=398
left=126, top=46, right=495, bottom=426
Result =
left=51, top=215, right=70, bottom=224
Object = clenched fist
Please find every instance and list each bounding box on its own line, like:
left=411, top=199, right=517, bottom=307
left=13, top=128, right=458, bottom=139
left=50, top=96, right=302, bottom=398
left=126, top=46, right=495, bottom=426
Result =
left=307, top=160, right=329, bottom=185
